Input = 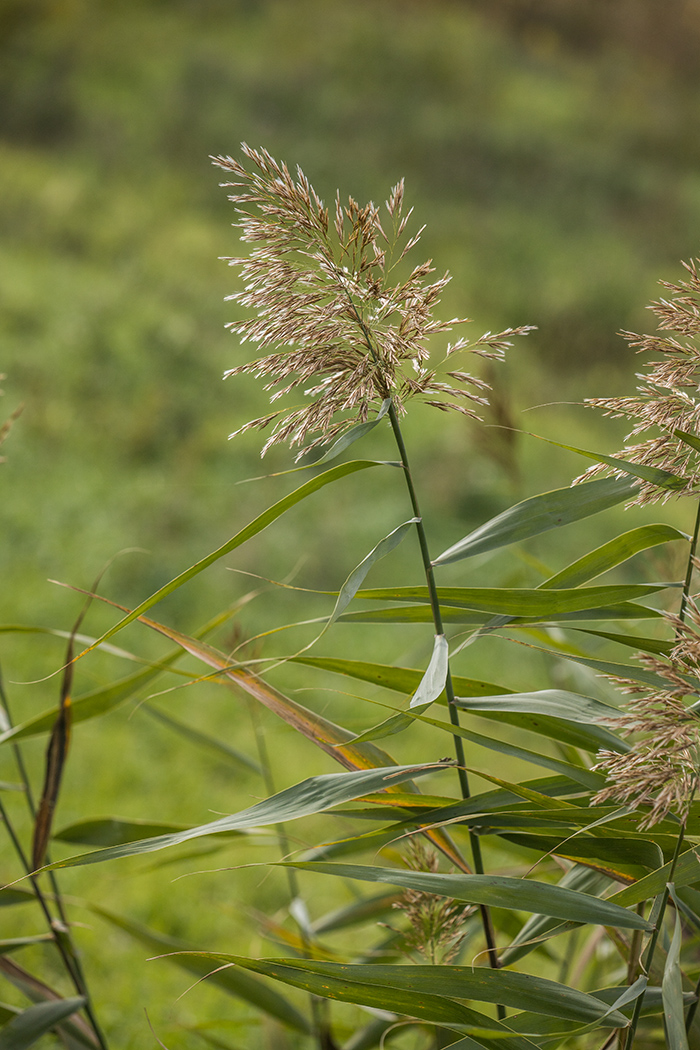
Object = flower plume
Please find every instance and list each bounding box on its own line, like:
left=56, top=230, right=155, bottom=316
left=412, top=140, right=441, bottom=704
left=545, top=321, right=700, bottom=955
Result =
left=578, top=259, right=700, bottom=504
left=592, top=608, right=700, bottom=828
left=213, top=145, right=531, bottom=457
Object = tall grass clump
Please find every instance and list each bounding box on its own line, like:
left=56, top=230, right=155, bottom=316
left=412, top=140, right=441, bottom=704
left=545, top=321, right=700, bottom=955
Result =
left=6, top=148, right=700, bottom=1049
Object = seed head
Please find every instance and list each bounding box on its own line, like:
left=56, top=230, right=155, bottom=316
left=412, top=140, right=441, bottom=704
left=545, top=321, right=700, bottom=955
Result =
left=213, top=145, right=532, bottom=457
left=577, top=260, right=700, bottom=504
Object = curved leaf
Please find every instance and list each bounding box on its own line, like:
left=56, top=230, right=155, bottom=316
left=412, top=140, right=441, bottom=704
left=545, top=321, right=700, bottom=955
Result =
left=540, top=525, right=688, bottom=589
left=453, top=689, right=620, bottom=725
left=177, top=955, right=540, bottom=1042
left=434, top=477, right=638, bottom=564
left=283, top=862, right=651, bottom=930
left=357, top=583, right=671, bottom=617
left=0, top=998, right=85, bottom=1050
left=43, top=764, right=450, bottom=870
left=200, top=956, right=629, bottom=1027
left=75, top=459, right=385, bottom=659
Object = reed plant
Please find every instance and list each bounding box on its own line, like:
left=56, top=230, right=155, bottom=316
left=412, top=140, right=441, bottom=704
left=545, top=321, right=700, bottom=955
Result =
left=5, top=147, right=700, bottom=1049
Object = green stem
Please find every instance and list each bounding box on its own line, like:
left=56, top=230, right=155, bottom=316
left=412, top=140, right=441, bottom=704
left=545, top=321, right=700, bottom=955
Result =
left=624, top=821, right=687, bottom=1050
left=386, top=402, right=501, bottom=982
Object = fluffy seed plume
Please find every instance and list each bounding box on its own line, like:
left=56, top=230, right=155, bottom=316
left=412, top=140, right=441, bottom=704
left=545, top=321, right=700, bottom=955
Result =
left=592, top=608, right=700, bottom=828
left=577, top=260, right=700, bottom=504
left=213, top=145, right=532, bottom=457
left=391, top=840, right=471, bottom=964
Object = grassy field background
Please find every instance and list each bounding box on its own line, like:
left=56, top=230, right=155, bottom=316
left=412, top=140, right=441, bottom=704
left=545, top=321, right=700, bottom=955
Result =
left=2, top=1, right=700, bottom=1046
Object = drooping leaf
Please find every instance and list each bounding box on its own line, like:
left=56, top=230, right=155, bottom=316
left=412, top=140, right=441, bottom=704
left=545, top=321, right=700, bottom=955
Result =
left=409, top=634, right=449, bottom=708
left=540, top=525, right=688, bottom=589
left=328, top=519, right=417, bottom=628
left=345, top=702, right=603, bottom=789
left=195, top=956, right=629, bottom=1028
left=75, top=459, right=385, bottom=659
left=453, top=689, right=620, bottom=725
left=434, top=477, right=638, bottom=564
left=338, top=602, right=662, bottom=624
left=356, top=583, right=670, bottom=617
left=293, top=656, right=627, bottom=752
left=293, top=655, right=508, bottom=699
left=528, top=436, right=688, bottom=491
left=0, top=997, right=85, bottom=1050
left=281, top=862, right=651, bottom=930
left=42, top=764, right=451, bottom=870
left=0, top=601, right=249, bottom=744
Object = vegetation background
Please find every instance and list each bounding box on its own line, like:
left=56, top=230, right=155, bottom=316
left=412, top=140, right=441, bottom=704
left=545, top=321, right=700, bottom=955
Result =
left=3, top=0, right=700, bottom=1045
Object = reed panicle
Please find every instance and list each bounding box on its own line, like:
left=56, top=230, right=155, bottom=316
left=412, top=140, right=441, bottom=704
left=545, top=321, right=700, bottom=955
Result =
left=577, top=260, right=700, bottom=505
left=212, top=145, right=531, bottom=457
left=592, top=607, right=700, bottom=828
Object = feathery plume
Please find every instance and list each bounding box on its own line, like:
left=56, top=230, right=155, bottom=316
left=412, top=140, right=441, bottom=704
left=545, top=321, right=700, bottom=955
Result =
left=592, top=606, right=700, bottom=828
left=391, top=840, right=471, bottom=964
left=213, top=145, right=532, bottom=457
left=577, top=260, right=700, bottom=504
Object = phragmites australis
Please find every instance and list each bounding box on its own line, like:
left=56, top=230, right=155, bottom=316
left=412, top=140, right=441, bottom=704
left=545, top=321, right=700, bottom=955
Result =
left=577, top=260, right=700, bottom=505
left=390, top=840, right=471, bottom=965
left=592, top=605, right=700, bottom=828
left=213, top=145, right=532, bottom=458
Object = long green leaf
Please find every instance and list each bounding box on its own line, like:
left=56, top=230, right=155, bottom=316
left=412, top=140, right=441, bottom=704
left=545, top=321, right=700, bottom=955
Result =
left=663, top=886, right=690, bottom=1050
left=453, top=689, right=620, bottom=725
left=174, top=955, right=537, bottom=1045
left=43, top=764, right=449, bottom=870
left=540, top=525, right=688, bottom=589
left=339, top=602, right=663, bottom=624
left=434, top=477, right=638, bottom=564
left=529, top=436, right=688, bottom=490
left=346, top=703, right=604, bottom=788
left=0, top=998, right=85, bottom=1049
left=74, top=460, right=384, bottom=659
left=358, top=583, right=669, bottom=616
left=282, top=862, right=651, bottom=930
left=90, top=907, right=310, bottom=1033
left=327, top=519, right=417, bottom=629
left=293, top=656, right=508, bottom=698
left=294, top=656, right=626, bottom=752
left=199, top=956, right=628, bottom=1028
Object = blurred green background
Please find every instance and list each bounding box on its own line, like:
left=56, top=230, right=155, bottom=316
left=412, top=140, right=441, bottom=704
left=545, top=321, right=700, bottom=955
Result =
left=2, top=1, right=700, bottom=1046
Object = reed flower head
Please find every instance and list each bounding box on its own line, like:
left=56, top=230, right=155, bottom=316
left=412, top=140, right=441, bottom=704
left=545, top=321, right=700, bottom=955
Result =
left=592, top=609, right=700, bottom=828
left=213, top=145, right=531, bottom=457
left=577, top=260, right=700, bottom=504
left=392, top=840, right=470, bottom=964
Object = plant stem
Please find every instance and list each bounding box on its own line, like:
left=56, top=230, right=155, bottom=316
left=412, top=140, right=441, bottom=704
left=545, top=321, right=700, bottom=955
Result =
left=623, top=821, right=687, bottom=1050
left=386, top=402, right=501, bottom=980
